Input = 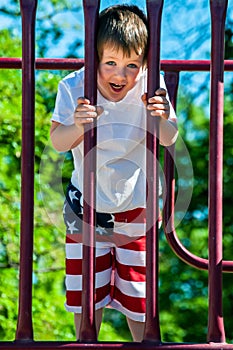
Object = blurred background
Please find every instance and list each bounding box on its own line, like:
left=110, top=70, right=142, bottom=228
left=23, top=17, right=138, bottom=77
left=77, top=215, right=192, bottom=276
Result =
left=0, top=0, right=233, bottom=343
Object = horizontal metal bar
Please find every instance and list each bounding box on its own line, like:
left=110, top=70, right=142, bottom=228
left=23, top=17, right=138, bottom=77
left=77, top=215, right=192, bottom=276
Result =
left=1, top=341, right=233, bottom=349
left=0, top=58, right=233, bottom=71
left=161, top=59, right=233, bottom=71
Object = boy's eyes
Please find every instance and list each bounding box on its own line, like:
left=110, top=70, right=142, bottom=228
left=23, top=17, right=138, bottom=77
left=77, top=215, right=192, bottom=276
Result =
left=127, top=63, right=138, bottom=69
left=106, top=61, right=116, bottom=66
left=105, top=61, right=138, bottom=68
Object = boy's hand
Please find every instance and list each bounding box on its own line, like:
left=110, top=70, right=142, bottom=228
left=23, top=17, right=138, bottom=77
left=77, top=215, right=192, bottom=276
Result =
left=142, top=88, right=170, bottom=120
left=74, top=97, right=103, bottom=128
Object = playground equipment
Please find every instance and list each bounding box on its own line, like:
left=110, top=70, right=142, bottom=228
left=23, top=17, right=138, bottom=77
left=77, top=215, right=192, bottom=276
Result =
left=0, top=0, right=233, bottom=348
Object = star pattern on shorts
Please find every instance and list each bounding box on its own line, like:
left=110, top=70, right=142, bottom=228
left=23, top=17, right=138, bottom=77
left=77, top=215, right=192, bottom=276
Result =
left=66, top=220, right=79, bottom=234
left=96, top=225, right=108, bottom=236
left=107, top=214, right=115, bottom=224
left=69, top=189, right=78, bottom=203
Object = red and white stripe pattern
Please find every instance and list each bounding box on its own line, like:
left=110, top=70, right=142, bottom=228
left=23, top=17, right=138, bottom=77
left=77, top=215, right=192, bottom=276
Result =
left=65, top=208, right=162, bottom=322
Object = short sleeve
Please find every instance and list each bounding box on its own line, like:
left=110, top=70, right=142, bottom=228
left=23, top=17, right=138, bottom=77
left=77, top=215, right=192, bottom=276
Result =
left=51, top=69, right=85, bottom=126
left=52, top=81, right=76, bottom=125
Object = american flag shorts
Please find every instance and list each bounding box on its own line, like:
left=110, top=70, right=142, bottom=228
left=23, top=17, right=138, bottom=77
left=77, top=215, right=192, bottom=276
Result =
left=63, top=182, right=162, bottom=322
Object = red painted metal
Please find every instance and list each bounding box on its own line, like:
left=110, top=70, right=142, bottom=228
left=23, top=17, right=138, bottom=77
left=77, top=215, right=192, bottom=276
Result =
left=2, top=341, right=233, bottom=349
left=1, top=58, right=233, bottom=72
left=207, top=0, right=228, bottom=343
left=164, top=72, right=179, bottom=108
left=79, top=0, right=100, bottom=342
left=15, top=0, right=37, bottom=342
left=162, top=66, right=233, bottom=275
left=143, top=0, right=164, bottom=343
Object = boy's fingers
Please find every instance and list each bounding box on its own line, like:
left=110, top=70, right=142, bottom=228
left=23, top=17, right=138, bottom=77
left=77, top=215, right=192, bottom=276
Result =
left=148, top=96, right=166, bottom=104
left=74, top=104, right=104, bottom=125
left=76, top=97, right=103, bottom=117
left=75, top=105, right=103, bottom=115
left=75, top=104, right=95, bottom=113
left=155, top=88, right=166, bottom=96
left=147, top=103, right=169, bottom=111
left=77, top=97, right=90, bottom=105
left=141, top=93, right=148, bottom=106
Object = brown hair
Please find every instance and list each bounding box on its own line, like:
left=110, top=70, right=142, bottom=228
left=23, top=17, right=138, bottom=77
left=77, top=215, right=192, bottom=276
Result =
left=97, top=4, right=148, bottom=64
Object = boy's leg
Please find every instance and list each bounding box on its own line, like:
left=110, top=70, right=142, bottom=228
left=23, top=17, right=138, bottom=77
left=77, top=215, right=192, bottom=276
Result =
left=111, top=232, right=147, bottom=342
left=126, top=317, right=145, bottom=342
left=64, top=185, right=114, bottom=340
left=111, top=211, right=162, bottom=342
left=65, top=239, right=113, bottom=340
left=74, top=308, right=104, bottom=340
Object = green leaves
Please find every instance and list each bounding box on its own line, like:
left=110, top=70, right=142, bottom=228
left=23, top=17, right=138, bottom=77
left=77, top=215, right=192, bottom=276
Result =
left=0, top=4, right=233, bottom=342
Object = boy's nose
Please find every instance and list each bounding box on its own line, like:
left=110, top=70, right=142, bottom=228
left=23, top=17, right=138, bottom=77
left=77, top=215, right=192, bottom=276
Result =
left=115, top=67, right=126, bottom=80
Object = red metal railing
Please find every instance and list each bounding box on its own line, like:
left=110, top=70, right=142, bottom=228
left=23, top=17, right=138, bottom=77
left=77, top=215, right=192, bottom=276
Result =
left=1, top=0, right=233, bottom=348
left=15, top=0, right=37, bottom=341
left=144, top=0, right=163, bottom=342
left=79, top=0, right=99, bottom=342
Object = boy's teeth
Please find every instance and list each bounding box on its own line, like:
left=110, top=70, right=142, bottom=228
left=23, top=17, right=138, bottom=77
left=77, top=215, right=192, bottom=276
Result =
left=111, top=83, right=122, bottom=89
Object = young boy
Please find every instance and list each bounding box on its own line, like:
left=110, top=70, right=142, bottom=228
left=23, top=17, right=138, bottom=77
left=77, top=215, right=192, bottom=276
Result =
left=51, top=4, right=178, bottom=342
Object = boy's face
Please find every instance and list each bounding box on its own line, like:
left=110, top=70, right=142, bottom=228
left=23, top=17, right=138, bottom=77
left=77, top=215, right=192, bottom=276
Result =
left=97, top=45, right=144, bottom=102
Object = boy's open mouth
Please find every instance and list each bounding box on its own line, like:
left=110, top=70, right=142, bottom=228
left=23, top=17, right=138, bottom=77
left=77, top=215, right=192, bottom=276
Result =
left=110, top=83, right=125, bottom=92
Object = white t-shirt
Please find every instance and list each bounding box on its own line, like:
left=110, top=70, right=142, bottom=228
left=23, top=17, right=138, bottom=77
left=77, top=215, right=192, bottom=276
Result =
left=52, top=67, right=176, bottom=213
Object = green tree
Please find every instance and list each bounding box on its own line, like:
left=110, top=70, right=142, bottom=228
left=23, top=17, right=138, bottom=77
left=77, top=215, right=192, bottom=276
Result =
left=0, top=0, right=83, bottom=58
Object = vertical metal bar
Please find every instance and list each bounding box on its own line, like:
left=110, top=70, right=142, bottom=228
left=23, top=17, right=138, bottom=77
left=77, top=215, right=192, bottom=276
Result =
left=163, top=72, right=179, bottom=234
left=164, top=72, right=179, bottom=110
left=15, top=0, right=37, bottom=341
left=207, top=0, right=227, bottom=343
left=80, top=0, right=100, bottom=342
left=144, top=0, right=163, bottom=343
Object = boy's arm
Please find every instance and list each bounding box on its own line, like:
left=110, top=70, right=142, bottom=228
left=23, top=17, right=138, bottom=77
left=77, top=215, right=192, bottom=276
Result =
left=157, top=116, right=178, bottom=147
left=50, top=97, right=102, bottom=152
left=50, top=121, right=84, bottom=152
